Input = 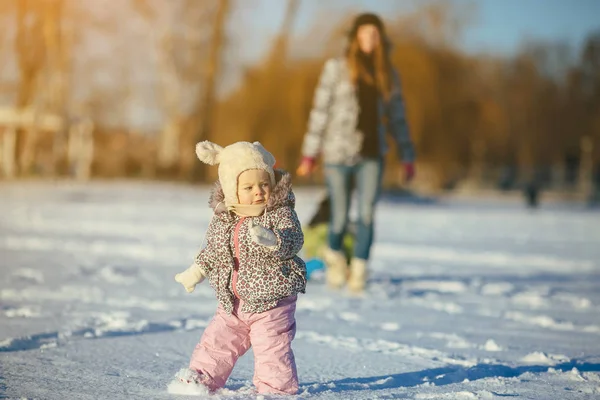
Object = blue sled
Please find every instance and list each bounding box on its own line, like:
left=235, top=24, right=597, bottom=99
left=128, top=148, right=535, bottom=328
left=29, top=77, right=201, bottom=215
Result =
left=305, top=258, right=325, bottom=280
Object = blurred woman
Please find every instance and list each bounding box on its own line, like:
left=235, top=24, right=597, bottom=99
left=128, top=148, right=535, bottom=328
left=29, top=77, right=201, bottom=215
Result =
left=297, top=12, right=416, bottom=294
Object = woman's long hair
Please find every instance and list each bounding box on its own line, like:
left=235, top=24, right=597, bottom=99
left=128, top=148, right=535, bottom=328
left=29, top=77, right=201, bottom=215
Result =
left=346, top=30, right=393, bottom=100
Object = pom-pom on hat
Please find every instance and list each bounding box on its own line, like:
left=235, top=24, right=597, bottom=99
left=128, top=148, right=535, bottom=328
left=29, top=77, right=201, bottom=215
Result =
left=196, top=141, right=276, bottom=207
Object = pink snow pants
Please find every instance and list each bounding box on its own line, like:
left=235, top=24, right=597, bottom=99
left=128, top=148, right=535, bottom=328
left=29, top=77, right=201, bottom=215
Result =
left=189, top=295, right=298, bottom=395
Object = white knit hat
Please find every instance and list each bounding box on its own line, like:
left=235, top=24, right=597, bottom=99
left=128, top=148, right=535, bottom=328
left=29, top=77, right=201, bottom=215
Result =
left=196, top=140, right=276, bottom=206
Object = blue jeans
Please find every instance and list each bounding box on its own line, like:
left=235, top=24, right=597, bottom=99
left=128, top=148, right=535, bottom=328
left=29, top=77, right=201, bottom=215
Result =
left=324, top=158, right=384, bottom=260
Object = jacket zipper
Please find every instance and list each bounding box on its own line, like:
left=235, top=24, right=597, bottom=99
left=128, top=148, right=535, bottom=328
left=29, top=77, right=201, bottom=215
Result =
left=231, top=217, right=245, bottom=299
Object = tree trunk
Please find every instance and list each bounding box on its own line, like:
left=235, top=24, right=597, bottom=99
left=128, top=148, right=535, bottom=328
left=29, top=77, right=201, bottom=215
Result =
left=68, top=118, right=94, bottom=181
left=189, top=0, right=230, bottom=181
left=579, top=135, right=594, bottom=200
left=156, top=32, right=182, bottom=171
left=1, top=127, right=17, bottom=178
left=251, top=0, right=299, bottom=155
left=19, top=108, right=39, bottom=174
left=13, top=0, right=44, bottom=176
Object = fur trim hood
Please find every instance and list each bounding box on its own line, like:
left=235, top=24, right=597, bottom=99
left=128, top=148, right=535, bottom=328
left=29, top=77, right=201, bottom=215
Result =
left=208, top=169, right=295, bottom=216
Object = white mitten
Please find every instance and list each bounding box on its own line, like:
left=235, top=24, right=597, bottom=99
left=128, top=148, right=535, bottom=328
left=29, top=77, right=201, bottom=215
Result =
left=249, top=225, right=278, bottom=248
left=174, top=263, right=206, bottom=293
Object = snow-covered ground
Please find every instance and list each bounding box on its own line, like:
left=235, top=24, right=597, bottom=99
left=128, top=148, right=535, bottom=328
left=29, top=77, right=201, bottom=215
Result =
left=1, top=181, right=599, bottom=399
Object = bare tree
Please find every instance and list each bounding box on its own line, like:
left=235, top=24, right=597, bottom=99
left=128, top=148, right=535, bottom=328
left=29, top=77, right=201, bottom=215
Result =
left=247, top=0, right=299, bottom=152
left=189, top=0, right=230, bottom=180
left=0, top=0, right=72, bottom=178
left=133, top=0, right=218, bottom=174
left=23, top=0, right=72, bottom=174
left=15, top=0, right=45, bottom=109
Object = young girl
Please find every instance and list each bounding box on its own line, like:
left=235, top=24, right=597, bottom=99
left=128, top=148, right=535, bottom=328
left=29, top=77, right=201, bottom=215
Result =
left=297, top=13, right=416, bottom=293
left=174, top=140, right=306, bottom=395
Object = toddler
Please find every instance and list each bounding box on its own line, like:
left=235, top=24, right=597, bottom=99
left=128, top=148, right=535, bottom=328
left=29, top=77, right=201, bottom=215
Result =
left=174, top=140, right=306, bottom=395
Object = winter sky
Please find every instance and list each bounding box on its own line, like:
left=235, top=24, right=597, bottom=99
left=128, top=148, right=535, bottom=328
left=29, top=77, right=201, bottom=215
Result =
left=240, top=0, right=600, bottom=63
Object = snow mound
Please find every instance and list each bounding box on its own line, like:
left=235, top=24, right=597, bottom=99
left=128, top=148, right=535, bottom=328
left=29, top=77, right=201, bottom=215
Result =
left=520, top=351, right=570, bottom=365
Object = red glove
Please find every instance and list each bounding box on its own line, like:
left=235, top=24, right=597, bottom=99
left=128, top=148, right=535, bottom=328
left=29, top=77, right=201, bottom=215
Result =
left=403, top=162, right=415, bottom=182
left=297, top=156, right=316, bottom=177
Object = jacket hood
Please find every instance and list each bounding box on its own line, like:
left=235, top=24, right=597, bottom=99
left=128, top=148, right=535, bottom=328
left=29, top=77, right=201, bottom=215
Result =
left=208, top=169, right=295, bottom=215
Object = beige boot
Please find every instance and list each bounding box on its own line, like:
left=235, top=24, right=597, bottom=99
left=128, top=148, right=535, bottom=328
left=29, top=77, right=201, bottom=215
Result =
left=322, top=247, right=348, bottom=289
left=347, top=258, right=367, bottom=294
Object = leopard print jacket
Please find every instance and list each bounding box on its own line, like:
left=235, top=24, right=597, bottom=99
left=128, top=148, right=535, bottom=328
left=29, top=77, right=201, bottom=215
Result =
left=194, top=170, right=306, bottom=314
left=301, top=57, right=415, bottom=165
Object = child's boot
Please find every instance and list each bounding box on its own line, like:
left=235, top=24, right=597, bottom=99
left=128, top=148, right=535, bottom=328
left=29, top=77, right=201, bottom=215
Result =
left=173, top=368, right=213, bottom=394
left=347, top=258, right=367, bottom=294
left=322, top=247, right=348, bottom=289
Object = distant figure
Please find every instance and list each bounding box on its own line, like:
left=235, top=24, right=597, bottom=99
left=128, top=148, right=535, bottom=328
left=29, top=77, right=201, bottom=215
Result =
left=296, top=12, right=416, bottom=294
left=174, top=141, right=305, bottom=395
left=498, top=165, right=517, bottom=191
left=524, top=181, right=540, bottom=208
left=591, top=164, right=600, bottom=205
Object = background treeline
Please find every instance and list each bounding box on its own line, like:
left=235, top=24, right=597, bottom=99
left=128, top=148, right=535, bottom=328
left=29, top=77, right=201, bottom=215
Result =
left=0, top=0, right=598, bottom=192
